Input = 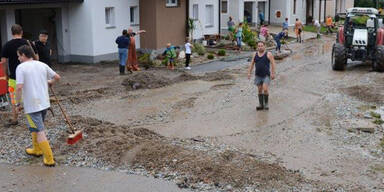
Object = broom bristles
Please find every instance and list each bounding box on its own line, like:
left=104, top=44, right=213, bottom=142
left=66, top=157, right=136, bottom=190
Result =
left=67, top=130, right=83, bottom=145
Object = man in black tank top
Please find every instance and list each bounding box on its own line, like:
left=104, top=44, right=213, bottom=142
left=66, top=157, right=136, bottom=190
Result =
left=248, top=41, right=276, bottom=110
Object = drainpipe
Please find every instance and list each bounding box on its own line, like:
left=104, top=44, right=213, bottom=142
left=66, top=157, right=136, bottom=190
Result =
left=186, top=0, right=189, bottom=38
left=268, top=0, right=271, bottom=24
left=312, top=0, right=314, bottom=19
left=324, top=0, right=326, bottom=22
left=319, top=0, right=321, bottom=22
left=218, top=0, right=221, bottom=36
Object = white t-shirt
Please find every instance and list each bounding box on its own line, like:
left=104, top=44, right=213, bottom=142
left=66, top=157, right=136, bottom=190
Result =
left=16, top=60, right=57, bottom=114
left=314, top=20, right=321, bottom=28
left=185, top=43, right=192, bottom=54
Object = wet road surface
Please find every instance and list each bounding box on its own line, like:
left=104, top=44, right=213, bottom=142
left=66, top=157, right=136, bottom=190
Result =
left=0, top=164, right=189, bottom=192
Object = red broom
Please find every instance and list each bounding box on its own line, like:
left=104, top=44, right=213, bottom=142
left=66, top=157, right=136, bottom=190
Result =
left=50, top=87, right=83, bottom=145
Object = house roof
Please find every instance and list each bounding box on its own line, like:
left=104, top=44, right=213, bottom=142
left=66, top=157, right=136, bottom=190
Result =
left=0, top=0, right=83, bottom=4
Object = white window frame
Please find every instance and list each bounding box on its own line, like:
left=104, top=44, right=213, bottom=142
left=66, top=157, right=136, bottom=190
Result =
left=205, top=4, right=214, bottom=28
left=166, top=0, right=178, bottom=7
left=105, top=7, right=115, bottom=28
left=221, top=0, right=228, bottom=14
left=192, top=4, right=199, bottom=20
left=130, top=6, right=139, bottom=26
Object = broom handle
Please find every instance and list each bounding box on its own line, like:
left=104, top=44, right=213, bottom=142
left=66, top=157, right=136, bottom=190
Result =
left=49, top=87, right=76, bottom=134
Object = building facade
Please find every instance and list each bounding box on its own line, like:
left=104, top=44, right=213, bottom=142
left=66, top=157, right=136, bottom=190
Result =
left=220, top=0, right=270, bottom=31
left=0, top=0, right=140, bottom=63
left=189, top=0, right=220, bottom=40
left=269, top=0, right=354, bottom=26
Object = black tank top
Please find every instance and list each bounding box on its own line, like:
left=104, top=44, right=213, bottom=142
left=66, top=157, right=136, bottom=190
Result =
left=254, top=52, right=270, bottom=77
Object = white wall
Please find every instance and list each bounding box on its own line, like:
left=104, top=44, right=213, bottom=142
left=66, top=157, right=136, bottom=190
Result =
left=290, top=0, right=306, bottom=25
left=89, top=0, right=140, bottom=56
left=269, top=0, right=289, bottom=25
left=190, top=0, right=219, bottom=40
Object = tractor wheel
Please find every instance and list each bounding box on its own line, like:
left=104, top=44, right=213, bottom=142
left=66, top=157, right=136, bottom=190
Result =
left=375, top=45, right=384, bottom=72
left=331, top=43, right=347, bottom=71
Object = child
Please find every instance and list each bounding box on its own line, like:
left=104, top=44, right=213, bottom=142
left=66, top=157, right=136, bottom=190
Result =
left=185, top=38, right=193, bottom=70
left=234, top=23, right=243, bottom=52
left=164, top=43, right=177, bottom=70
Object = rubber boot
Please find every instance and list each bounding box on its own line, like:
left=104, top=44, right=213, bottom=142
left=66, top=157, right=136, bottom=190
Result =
left=38, top=141, right=55, bottom=167
left=264, top=94, right=269, bottom=110
left=25, top=132, right=43, bottom=157
left=119, top=65, right=125, bottom=75
left=256, top=94, right=264, bottom=111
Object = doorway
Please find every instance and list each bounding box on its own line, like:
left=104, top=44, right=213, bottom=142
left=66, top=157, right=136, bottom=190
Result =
left=15, top=8, right=59, bottom=63
left=244, top=2, right=254, bottom=24
left=306, top=0, right=314, bottom=24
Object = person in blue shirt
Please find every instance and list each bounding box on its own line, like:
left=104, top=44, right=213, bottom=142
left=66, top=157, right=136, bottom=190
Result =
left=115, top=30, right=130, bottom=75
left=274, top=29, right=288, bottom=53
left=235, top=22, right=243, bottom=53
left=282, top=18, right=289, bottom=30
left=259, top=12, right=265, bottom=25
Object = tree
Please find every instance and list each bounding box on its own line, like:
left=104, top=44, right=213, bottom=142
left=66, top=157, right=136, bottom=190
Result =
left=354, top=0, right=376, bottom=7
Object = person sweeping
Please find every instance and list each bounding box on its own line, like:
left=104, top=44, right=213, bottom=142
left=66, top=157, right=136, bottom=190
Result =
left=15, top=45, right=61, bottom=167
left=248, top=41, right=276, bottom=111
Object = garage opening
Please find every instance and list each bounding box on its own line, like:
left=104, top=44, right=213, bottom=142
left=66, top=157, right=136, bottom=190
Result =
left=15, top=8, right=59, bottom=64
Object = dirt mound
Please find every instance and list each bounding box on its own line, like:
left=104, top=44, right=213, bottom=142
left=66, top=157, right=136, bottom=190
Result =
left=122, top=71, right=234, bottom=91
left=342, top=85, right=384, bottom=103
left=122, top=72, right=171, bottom=90
left=46, top=116, right=340, bottom=191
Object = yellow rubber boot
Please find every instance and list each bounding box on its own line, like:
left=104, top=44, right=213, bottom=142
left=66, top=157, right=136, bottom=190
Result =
left=25, top=132, right=43, bottom=157
left=38, top=141, right=55, bottom=167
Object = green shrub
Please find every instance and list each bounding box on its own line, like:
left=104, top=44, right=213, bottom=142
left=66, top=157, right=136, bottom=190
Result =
left=138, top=53, right=154, bottom=69
left=207, top=54, right=214, bottom=60
left=193, top=43, right=206, bottom=56
left=218, top=49, right=226, bottom=56
left=162, top=58, right=168, bottom=66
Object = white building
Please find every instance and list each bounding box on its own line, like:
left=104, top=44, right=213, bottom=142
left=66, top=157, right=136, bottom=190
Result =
left=189, top=0, right=220, bottom=40
left=220, top=0, right=270, bottom=31
left=269, top=0, right=354, bottom=26
left=0, top=0, right=140, bottom=63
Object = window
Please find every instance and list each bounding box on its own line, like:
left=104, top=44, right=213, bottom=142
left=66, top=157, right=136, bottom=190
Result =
left=105, top=7, right=115, bottom=28
left=293, top=0, right=297, bottom=15
left=192, top=4, right=199, bottom=20
left=166, top=0, right=178, bottom=7
left=221, top=0, right=228, bottom=14
left=130, top=6, right=139, bottom=25
left=205, top=4, right=214, bottom=27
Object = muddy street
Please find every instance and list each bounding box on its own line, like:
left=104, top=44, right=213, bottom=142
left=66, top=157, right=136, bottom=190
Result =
left=1, top=37, right=384, bottom=191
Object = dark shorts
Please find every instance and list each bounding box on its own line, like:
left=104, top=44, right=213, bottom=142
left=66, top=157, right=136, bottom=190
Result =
left=254, top=76, right=270, bottom=86
left=26, top=110, right=47, bottom=133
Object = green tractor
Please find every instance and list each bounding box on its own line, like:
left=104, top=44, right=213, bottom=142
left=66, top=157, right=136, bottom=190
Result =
left=332, top=8, right=384, bottom=71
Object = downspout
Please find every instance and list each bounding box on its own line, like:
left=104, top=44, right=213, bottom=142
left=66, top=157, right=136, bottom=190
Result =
left=186, top=0, right=189, bottom=38
left=268, top=0, right=271, bottom=24
left=218, top=0, right=221, bottom=36
left=319, top=0, right=321, bottom=22
left=324, top=0, right=326, bottom=22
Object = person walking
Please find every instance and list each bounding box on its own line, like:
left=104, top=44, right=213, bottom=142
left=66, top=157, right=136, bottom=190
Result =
left=294, top=18, right=304, bottom=43
left=313, top=20, right=321, bottom=39
left=248, top=41, right=276, bottom=111
left=274, top=29, right=288, bottom=53
left=326, top=15, right=333, bottom=34
left=115, top=29, right=130, bottom=75
left=259, top=12, right=265, bottom=26
left=282, top=18, right=289, bottom=30
left=185, top=38, right=193, bottom=70
left=15, top=45, right=61, bottom=167
left=0, top=24, right=38, bottom=127
left=126, top=28, right=146, bottom=72
left=34, top=30, right=52, bottom=68
left=227, top=16, right=235, bottom=33
left=235, top=23, right=243, bottom=53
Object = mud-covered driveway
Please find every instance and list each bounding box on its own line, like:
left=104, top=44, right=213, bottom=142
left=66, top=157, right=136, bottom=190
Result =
left=1, top=37, right=384, bottom=191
